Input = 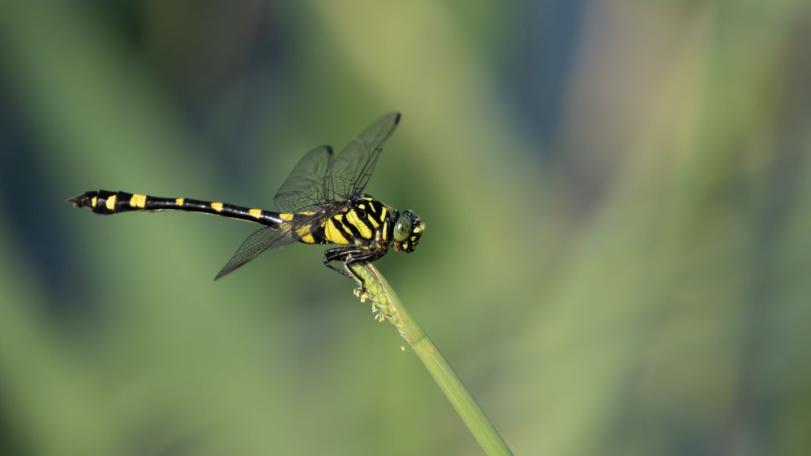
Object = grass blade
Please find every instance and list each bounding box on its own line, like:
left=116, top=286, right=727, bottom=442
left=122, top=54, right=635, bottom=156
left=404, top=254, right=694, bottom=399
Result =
left=350, top=263, right=513, bottom=455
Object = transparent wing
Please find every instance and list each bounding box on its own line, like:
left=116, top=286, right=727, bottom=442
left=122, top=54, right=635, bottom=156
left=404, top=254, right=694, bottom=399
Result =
left=214, top=226, right=297, bottom=280
left=273, top=145, right=335, bottom=212
left=332, top=112, right=401, bottom=199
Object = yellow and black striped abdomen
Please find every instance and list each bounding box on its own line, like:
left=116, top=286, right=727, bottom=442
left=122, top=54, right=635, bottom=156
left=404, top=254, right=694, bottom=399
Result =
left=69, top=190, right=283, bottom=226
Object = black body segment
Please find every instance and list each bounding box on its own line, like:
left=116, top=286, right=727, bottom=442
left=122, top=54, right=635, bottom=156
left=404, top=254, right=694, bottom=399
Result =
left=69, top=190, right=284, bottom=226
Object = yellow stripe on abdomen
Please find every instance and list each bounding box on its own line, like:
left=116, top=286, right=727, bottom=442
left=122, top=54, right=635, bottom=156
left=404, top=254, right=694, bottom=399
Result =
left=130, top=194, right=147, bottom=208
left=295, top=224, right=317, bottom=244
left=105, top=194, right=117, bottom=211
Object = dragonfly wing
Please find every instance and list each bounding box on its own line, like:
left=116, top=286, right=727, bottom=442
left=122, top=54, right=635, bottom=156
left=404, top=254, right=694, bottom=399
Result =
left=214, top=226, right=297, bottom=280
left=332, top=112, right=401, bottom=199
left=273, top=145, right=335, bottom=212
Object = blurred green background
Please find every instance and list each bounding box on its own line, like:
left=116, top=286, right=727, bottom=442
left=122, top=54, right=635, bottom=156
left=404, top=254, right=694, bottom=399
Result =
left=1, top=0, right=810, bottom=454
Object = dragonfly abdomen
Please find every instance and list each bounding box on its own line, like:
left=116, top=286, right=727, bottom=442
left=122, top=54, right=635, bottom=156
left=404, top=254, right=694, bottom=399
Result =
left=69, top=190, right=284, bottom=226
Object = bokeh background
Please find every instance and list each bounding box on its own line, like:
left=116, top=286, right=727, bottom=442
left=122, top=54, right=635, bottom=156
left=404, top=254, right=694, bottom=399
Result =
left=1, top=1, right=810, bottom=454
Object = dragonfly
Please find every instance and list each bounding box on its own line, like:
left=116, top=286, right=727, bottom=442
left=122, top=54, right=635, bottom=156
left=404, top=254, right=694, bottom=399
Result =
left=69, top=112, right=425, bottom=292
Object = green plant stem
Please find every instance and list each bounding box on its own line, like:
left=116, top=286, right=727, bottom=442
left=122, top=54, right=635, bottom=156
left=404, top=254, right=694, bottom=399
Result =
left=350, top=263, right=513, bottom=456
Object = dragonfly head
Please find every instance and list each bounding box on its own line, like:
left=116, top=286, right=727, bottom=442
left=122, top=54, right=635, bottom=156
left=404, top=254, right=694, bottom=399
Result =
left=392, top=210, right=424, bottom=253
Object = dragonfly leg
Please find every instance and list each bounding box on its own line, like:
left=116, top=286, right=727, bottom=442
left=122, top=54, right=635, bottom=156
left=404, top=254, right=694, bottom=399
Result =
left=324, top=247, right=359, bottom=278
left=323, top=246, right=386, bottom=300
